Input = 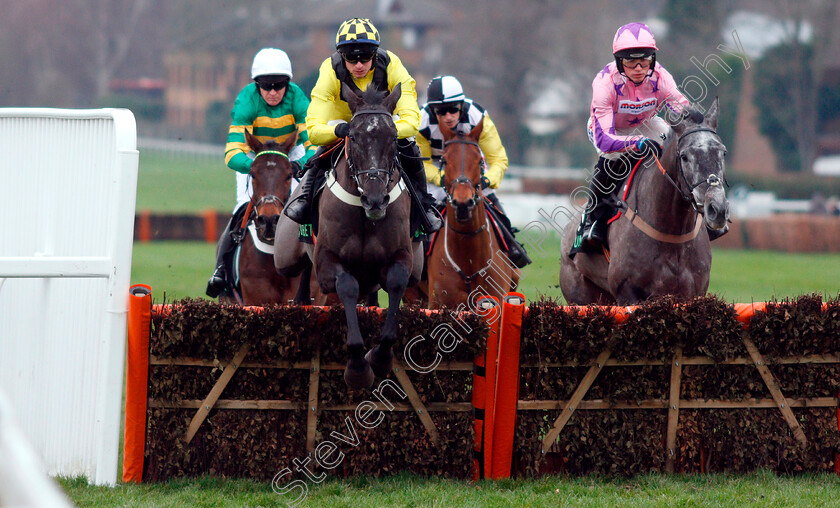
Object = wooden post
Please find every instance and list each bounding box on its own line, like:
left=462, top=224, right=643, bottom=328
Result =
left=185, top=343, right=251, bottom=444
left=665, top=346, right=683, bottom=473
left=540, top=348, right=612, bottom=454
left=392, top=361, right=440, bottom=445
left=306, top=352, right=320, bottom=454
left=742, top=337, right=808, bottom=447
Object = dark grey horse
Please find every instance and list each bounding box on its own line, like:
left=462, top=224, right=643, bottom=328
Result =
left=313, top=83, right=423, bottom=388
left=560, top=98, right=729, bottom=305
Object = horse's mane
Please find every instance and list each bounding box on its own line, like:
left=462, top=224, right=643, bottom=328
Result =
left=683, top=108, right=705, bottom=125
left=663, top=107, right=706, bottom=150
left=359, top=86, right=389, bottom=109
left=261, top=139, right=283, bottom=153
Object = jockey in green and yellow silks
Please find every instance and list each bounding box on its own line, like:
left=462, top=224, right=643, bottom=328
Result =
left=207, top=48, right=315, bottom=298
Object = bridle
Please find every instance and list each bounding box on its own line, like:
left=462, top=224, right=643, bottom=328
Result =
left=344, top=109, right=399, bottom=193
left=441, top=137, right=486, bottom=235
left=616, top=127, right=727, bottom=244
left=242, top=149, right=292, bottom=242
left=440, top=136, right=492, bottom=290
left=655, top=127, right=726, bottom=213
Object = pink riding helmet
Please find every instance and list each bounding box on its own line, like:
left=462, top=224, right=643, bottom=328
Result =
left=612, top=22, right=658, bottom=54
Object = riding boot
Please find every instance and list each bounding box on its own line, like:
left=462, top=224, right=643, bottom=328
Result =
left=283, top=145, right=332, bottom=224
left=707, top=223, right=729, bottom=241
left=579, top=157, right=623, bottom=251
left=397, top=138, right=442, bottom=233
left=284, top=165, right=319, bottom=224
left=485, top=193, right=532, bottom=268
left=206, top=210, right=243, bottom=298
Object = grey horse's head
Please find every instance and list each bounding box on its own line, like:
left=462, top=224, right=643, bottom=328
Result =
left=670, top=97, right=729, bottom=231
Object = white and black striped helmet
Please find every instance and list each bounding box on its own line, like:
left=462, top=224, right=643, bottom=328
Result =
left=427, top=75, right=465, bottom=105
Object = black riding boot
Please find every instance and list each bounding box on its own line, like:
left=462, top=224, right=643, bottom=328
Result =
left=485, top=193, right=532, bottom=268
left=398, top=138, right=442, bottom=233
left=578, top=157, right=624, bottom=252
left=206, top=209, right=244, bottom=298
left=284, top=167, right=318, bottom=224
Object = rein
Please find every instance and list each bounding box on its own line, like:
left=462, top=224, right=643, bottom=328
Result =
left=654, top=127, right=723, bottom=212
left=618, top=127, right=723, bottom=244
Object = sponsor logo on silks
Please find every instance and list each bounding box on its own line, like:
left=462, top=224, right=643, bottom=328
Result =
left=618, top=98, right=658, bottom=115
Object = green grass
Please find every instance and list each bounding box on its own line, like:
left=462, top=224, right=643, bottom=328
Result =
left=60, top=470, right=840, bottom=507
left=131, top=239, right=840, bottom=305
left=136, top=151, right=231, bottom=213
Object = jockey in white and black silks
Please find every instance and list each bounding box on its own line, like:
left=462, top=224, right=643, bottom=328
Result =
left=206, top=48, right=315, bottom=298
left=283, top=17, right=442, bottom=236
left=417, top=75, right=531, bottom=268
left=577, top=22, right=696, bottom=253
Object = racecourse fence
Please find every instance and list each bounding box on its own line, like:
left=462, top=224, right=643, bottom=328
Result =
left=124, top=290, right=840, bottom=484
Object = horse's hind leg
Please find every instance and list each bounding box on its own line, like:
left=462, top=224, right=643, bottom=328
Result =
left=335, top=270, right=374, bottom=388
left=366, top=260, right=410, bottom=377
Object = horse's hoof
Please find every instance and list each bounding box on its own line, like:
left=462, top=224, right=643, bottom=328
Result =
left=365, top=345, right=394, bottom=378
left=344, top=357, right=374, bottom=389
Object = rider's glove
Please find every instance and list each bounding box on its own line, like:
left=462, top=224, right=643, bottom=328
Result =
left=479, top=176, right=491, bottom=190
left=334, top=122, right=350, bottom=139
left=290, top=160, right=304, bottom=179
left=636, top=138, right=662, bottom=158
left=483, top=165, right=504, bottom=189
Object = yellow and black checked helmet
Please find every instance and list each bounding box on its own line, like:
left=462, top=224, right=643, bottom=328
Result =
left=335, top=18, right=380, bottom=48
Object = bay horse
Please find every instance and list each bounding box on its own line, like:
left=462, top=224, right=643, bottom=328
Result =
left=427, top=118, right=519, bottom=307
left=220, top=130, right=309, bottom=306
left=560, top=98, right=729, bottom=305
left=315, top=82, right=423, bottom=388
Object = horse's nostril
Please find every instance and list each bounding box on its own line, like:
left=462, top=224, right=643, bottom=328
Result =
left=360, top=195, right=370, bottom=207
left=382, top=194, right=390, bottom=205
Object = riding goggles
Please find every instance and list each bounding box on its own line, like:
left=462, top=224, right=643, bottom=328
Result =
left=255, top=78, right=289, bottom=91
left=433, top=103, right=462, bottom=116
left=342, top=52, right=375, bottom=64
left=621, top=55, right=653, bottom=69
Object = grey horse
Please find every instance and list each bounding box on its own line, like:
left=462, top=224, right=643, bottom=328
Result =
left=560, top=98, right=729, bottom=305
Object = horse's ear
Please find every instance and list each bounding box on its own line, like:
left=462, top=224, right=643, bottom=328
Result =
left=342, top=82, right=363, bottom=113
left=468, top=117, right=484, bottom=142
left=280, top=131, right=297, bottom=154
left=382, top=82, right=402, bottom=113
left=245, top=129, right=263, bottom=153
left=706, top=96, right=720, bottom=130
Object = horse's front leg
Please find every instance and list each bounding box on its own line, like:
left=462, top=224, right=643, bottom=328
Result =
left=292, top=260, right=312, bottom=305
left=366, top=254, right=411, bottom=377
left=318, top=248, right=374, bottom=388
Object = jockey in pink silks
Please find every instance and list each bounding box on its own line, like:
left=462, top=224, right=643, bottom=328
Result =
left=576, top=22, right=701, bottom=253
